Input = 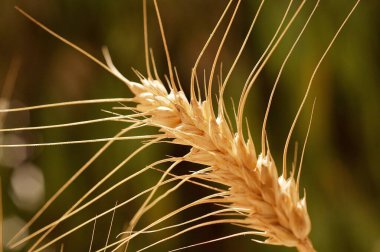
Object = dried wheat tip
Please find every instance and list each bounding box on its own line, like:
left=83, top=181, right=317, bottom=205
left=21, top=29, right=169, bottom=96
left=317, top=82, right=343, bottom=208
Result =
left=119, top=76, right=315, bottom=251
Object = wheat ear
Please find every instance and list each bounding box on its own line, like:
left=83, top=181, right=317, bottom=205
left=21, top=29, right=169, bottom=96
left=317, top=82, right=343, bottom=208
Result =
left=5, top=0, right=361, bottom=251
left=101, top=0, right=315, bottom=250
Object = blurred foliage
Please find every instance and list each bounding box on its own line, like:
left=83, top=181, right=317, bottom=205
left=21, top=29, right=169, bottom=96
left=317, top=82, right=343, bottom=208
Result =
left=1, top=0, right=379, bottom=251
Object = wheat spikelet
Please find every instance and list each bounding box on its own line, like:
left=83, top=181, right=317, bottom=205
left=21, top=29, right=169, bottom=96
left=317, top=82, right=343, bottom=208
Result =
left=3, top=0, right=361, bottom=251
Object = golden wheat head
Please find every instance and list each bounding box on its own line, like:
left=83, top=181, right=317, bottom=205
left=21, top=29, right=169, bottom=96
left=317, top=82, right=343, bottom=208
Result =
left=2, top=0, right=361, bottom=251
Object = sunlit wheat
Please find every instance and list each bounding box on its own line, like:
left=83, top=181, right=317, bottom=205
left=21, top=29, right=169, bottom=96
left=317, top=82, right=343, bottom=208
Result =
left=2, top=0, right=360, bottom=251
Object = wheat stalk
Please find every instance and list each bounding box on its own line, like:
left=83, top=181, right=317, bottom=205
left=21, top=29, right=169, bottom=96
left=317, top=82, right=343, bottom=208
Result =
left=3, top=0, right=361, bottom=251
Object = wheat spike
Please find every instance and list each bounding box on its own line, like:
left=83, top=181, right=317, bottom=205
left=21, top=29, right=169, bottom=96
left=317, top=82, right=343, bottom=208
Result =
left=6, top=0, right=361, bottom=251
left=106, top=64, right=314, bottom=251
left=99, top=0, right=314, bottom=249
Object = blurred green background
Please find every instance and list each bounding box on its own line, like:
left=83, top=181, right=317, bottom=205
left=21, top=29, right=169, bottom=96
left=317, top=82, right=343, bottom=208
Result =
left=1, top=0, right=379, bottom=251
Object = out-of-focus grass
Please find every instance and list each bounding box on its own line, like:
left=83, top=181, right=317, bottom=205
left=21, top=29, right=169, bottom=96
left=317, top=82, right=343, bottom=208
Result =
left=0, top=1, right=379, bottom=251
